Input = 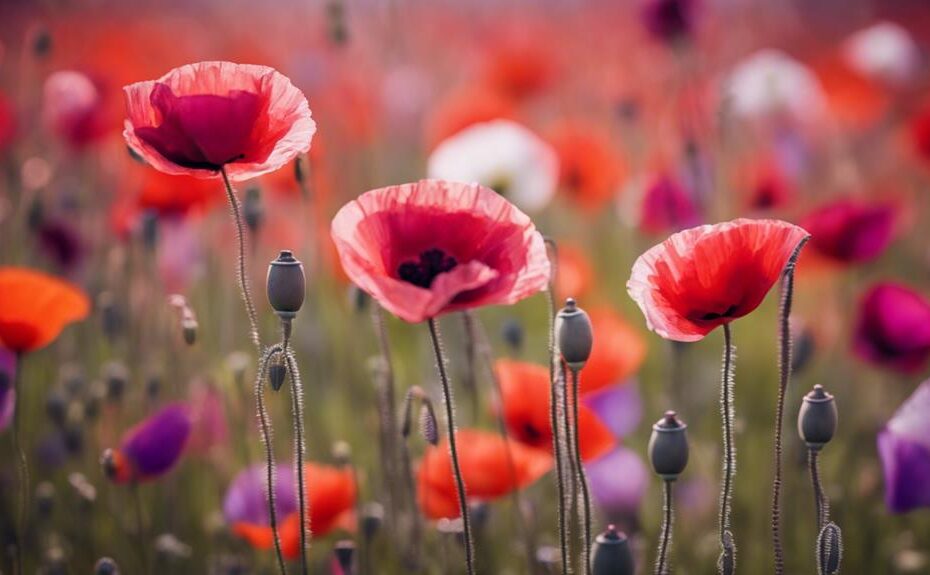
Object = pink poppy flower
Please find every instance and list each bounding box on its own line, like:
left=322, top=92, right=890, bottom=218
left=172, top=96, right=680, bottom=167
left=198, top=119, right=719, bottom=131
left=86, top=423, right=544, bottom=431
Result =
left=330, top=179, right=550, bottom=323
left=800, top=198, right=897, bottom=264
left=853, top=283, right=930, bottom=373
left=123, top=61, right=315, bottom=181
left=43, top=70, right=109, bottom=149
left=627, top=219, right=809, bottom=341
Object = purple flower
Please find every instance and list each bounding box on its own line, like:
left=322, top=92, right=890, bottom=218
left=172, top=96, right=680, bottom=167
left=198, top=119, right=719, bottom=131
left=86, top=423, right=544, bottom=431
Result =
left=639, top=174, right=701, bottom=235
left=223, top=463, right=297, bottom=527
left=801, top=199, right=897, bottom=264
left=0, top=349, right=15, bottom=432
left=583, top=381, right=643, bottom=439
left=586, top=446, right=650, bottom=518
left=104, top=403, right=191, bottom=483
left=878, top=380, right=930, bottom=513
left=641, top=0, right=698, bottom=43
left=853, top=283, right=930, bottom=373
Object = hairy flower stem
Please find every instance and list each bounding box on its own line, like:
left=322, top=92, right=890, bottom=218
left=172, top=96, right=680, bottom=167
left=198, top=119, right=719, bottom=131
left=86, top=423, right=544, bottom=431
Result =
left=371, top=304, right=400, bottom=522
left=461, top=312, right=480, bottom=420
left=718, top=322, right=736, bottom=574
left=256, top=345, right=288, bottom=575
left=221, top=167, right=261, bottom=353
left=132, top=483, right=151, bottom=575
left=427, top=318, right=475, bottom=575
left=284, top=344, right=310, bottom=575
left=655, top=480, right=674, bottom=575
left=569, top=367, right=593, bottom=574
left=771, top=242, right=804, bottom=575
left=809, top=450, right=827, bottom=528
left=10, top=352, right=26, bottom=575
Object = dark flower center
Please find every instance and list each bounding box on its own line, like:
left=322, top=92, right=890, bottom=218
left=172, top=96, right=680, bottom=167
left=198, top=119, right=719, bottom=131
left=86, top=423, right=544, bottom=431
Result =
left=699, top=304, right=739, bottom=321
left=397, top=249, right=458, bottom=289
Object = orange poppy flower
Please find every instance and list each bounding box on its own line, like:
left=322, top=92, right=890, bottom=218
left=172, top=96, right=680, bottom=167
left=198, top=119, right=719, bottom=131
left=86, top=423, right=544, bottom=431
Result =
left=0, top=268, right=90, bottom=353
left=417, top=429, right=552, bottom=519
left=547, top=121, right=623, bottom=212
left=555, top=243, right=595, bottom=300
left=579, top=307, right=647, bottom=394
left=495, top=359, right=616, bottom=461
left=813, top=55, right=887, bottom=128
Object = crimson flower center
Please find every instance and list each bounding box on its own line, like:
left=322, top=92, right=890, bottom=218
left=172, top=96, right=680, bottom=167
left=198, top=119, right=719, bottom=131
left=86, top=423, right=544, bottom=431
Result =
left=397, top=248, right=458, bottom=288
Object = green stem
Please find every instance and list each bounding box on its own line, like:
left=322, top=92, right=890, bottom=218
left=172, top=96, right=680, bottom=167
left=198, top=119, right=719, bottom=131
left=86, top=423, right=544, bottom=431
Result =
left=284, top=344, right=310, bottom=575
left=220, top=167, right=261, bottom=353
left=656, top=480, right=673, bottom=575
left=256, top=345, right=288, bottom=575
left=718, top=323, right=736, bottom=574
left=570, top=367, right=592, bottom=575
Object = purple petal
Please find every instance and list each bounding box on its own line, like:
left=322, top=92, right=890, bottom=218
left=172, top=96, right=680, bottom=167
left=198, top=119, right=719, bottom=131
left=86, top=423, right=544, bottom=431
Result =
left=121, top=403, right=191, bottom=478
left=853, top=283, right=930, bottom=373
left=583, top=382, right=642, bottom=439
left=0, top=349, right=16, bottom=432
left=223, top=463, right=297, bottom=526
left=585, top=446, right=649, bottom=516
left=879, top=381, right=930, bottom=513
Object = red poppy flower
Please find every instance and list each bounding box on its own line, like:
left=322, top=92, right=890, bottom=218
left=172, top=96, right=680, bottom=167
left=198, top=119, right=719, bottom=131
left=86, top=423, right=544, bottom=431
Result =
left=134, top=166, right=221, bottom=216
left=417, top=429, right=552, bottom=519
left=123, top=61, right=315, bottom=181
left=278, top=463, right=357, bottom=557
left=425, top=88, right=515, bottom=148
left=799, top=198, right=897, bottom=264
left=911, top=99, right=930, bottom=165
left=555, top=242, right=595, bottom=300
left=103, top=403, right=191, bottom=484
left=0, top=268, right=90, bottom=353
left=43, top=70, right=111, bottom=149
left=0, top=91, right=18, bottom=154
left=580, top=307, right=648, bottom=393
left=330, top=179, right=550, bottom=323
left=482, top=36, right=556, bottom=100
left=627, top=219, right=809, bottom=342
left=853, top=283, right=930, bottom=373
left=548, top=121, right=623, bottom=212
left=495, top=359, right=616, bottom=461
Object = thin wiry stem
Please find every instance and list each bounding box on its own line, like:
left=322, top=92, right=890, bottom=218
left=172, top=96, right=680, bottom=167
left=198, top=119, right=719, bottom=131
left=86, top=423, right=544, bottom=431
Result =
left=11, top=352, right=26, bottom=575
left=718, top=322, right=736, bottom=574
left=370, top=303, right=399, bottom=521
left=284, top=345, right=310, bottom=575
left=461, top=312, right=480, bottom=418
left=809, top=449, right=827, bottom=529
left=221, top=167, right=261, bottom=352
left=771, top=240, right=805, bottom=575
left=256, top=345, right=288, bottom=575
left=656, top=480, right=673, bottom=575
left=569, top=367, right=593, bottom=575
left=427, top=318, right=475, bottom=575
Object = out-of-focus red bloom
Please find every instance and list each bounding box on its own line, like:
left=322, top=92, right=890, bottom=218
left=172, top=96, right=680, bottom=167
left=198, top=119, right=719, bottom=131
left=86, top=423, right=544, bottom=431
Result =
left=627, top=219, right=809, bottom=342
left=639, top=174, right=700, bottom=234
left=103, top=403, right=191, bottom=484
left=187, top=381, right=229, bottom=455
left=135, top=166, right=221, bottom=216
left=278, top=463, right=357, bottom=556
left=548, top=121, right=623, bottom=211
left=482, top=37, right=556, bottom=100
left=43, top=70, right=110, bottom=149
left=0, top=91, right=16, bottom=154
left=813, top=56, right=887, bottom=128
left=123, top=61, right=315, bottom=181
left=555, top=243, right=594, bottom=300
left=909, top=100, right=930, bottom=165
left=426, top=88, right=515, bottom=147
left=331, top=180, right=550, bottom=323
left=800, top=199, right=897, bottom=264
left=640, top=0, right=698, bottom=44
left=0, top=268, right=90, bottom=353
left=742, top=159, right=793, bottom=211
left=495, top=359, right=616, bottom=461
left=854, top=283, right=930, bottom=373
left=417, top=429, right=552, bottom=519
left=580, top=307, right=647, bottom=393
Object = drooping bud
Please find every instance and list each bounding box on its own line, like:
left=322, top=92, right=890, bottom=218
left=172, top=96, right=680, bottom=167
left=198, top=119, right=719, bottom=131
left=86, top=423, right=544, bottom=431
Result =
left=267, top=250, right=306, bottom=319
left=798, top=385, right=837, bottom=451
left=502, top=318, right=524, bottom=353
left=243, top=187, right=264, bottom=234
left=420, top=403, right=439, bottom=446
left=94, top=557, right=119, bottom=575
left=648, top=410, right=689, bottom=480
left=817, top=522, right=843, bottom=575
left=334, top=540, right=356, bottom=574
left=556, top=298, right=593, bottom=370
left=590, top=525, right=635, bottom=575
left=268, top=356, right=287, bottom=392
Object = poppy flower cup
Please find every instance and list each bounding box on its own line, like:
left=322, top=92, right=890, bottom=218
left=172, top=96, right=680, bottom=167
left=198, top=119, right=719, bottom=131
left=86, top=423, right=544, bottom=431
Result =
left=123, top=61, right=315, bottom=181
left=331, top=179, right=551, bottom=324
left=627, top=218, right=810, bottom=342
left=102, top=403, right=192, bottom=484
left=0, top=267, right=90, bottom=353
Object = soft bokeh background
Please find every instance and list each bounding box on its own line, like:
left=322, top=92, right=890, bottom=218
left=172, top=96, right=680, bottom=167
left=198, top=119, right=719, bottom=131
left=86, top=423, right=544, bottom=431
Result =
left=2, top=0, right=930, bottom=573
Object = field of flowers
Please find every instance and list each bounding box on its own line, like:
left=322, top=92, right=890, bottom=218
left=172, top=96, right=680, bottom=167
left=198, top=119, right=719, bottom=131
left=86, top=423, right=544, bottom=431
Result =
left=1, top=0, right=930, bottom=574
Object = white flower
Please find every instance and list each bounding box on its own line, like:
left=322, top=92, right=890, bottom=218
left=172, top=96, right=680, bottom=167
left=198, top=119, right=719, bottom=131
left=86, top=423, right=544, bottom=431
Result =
left=427, top=119, right=558, bottom=213
left=843, top=21, right=919, bottom=86
left=724, top=49, right=825, bottom=123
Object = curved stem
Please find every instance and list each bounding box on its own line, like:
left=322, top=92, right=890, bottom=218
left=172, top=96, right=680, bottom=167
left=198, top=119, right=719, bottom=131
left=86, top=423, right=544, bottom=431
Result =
left=809, top=449, right=826, bottom=529
left=570, top=367, right=592, bottom=575
left=10, top=353, right=26, bottom=575
left=656, top=480, right=673, bottom=575
left=719, top=323, right=736, bottom=565
left=284, top=346, right=310, bottom=575
left=370, top=304, right=399, bottom=522
left=221, top=167, right=261, bottom=352
left=256, top=345, right=288, bottom=575
left=427, top=318, right=475, bottom=575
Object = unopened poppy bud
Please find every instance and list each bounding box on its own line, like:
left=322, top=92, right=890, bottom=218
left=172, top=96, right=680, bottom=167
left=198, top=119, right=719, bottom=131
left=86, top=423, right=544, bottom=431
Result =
left=267, top=250, right=306, bottom=319
left=243, top=187, right=264, bottom=233
left=817, top=522, right=842, bottom=575
left=590, top=525, right=635, bottom=575
left=94, top=557, right=119, bottom=575
left=334, top=540, right=355, bottom=573
left=649, top=411, right=689, bottom=480
left=502, top=318, right=524, bottom=353
left=420, top=403, right=439, bottom=445
left=556, top=298, right=593, bottom=369
left=294, top=155, right=308, bottom=184
left=104, top=362, right=128, bottom=403
left=798, top=385, right=837, bottom=450
left=181, top=316, right=198, bottom=345
left=36, top=481, right=55, bottom=518
left=361, top=502, right=384, bottom=540
left=268, top=357, right=287, bottom=392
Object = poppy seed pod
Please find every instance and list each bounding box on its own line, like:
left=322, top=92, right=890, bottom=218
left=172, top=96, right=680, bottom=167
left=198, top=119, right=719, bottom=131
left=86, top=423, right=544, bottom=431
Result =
left=798, top=384, right=837, bottom=450
left=267, top=250, right=306, bottom=319
left=648, top=411, right=689, bottom=480
left=590, top=525, right=635, bottom=575
left=556, top=297, right=593, bottom=369
left=94, top=557, right=119, bottom=575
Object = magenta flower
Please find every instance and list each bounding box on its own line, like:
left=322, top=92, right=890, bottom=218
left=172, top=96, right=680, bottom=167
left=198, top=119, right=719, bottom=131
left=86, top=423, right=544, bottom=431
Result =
left=800, top=199, right=897, bottom=264
left=639, top=174, right=701, bottom=235
left=878, top=380, right=930, bottom=513
left=103, top=403, right=191, bottom=483
left=586, top=446, right=650, bottom=518
left=853, top=283, right=930, bottom=373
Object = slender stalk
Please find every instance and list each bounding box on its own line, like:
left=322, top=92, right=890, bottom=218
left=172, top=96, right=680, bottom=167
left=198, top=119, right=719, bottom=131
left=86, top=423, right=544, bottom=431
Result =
left=569, top=367, right=593, bottom=575
left=771, top=242, right=804, bottom=575
left=284, top=343, right=310, bottom=575
left=809, top=449, right=826, bottom=528
left=655, top=480, right=673, bottom=575
left=370, top=304, right=399, bottom=520
left=131, top=483, right=150, bottom=575
left=461, top=312, right=480, bottom=418
left=718, top=322, right=736, bottom=573
left=10, top=352, right=26, bottom=575
left=427, top=318, right=475, bottom=575
left=220, top=167, right=261, bottom=352
left=256, top=345, right=288, bottom=575
left=558, top=364, right=578, bottom=571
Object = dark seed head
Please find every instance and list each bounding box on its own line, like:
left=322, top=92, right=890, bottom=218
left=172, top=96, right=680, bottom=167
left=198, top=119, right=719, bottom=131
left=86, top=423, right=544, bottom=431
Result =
left=590, top=524, right=635, bottom=575
left=798, top=384, right=837, bottom=450
left=648, top=410, right=689, bottom=480
left=817, top=522, right=843, bottom=575
left=361, top=502, right=384, bottom=540
left=267, top=250, right=306, bottom=319
left=94, top=557, right=119, bottom=575
left=502, top=318, right=525, bottom=353
left=556, top=298, right=594, bottom=369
